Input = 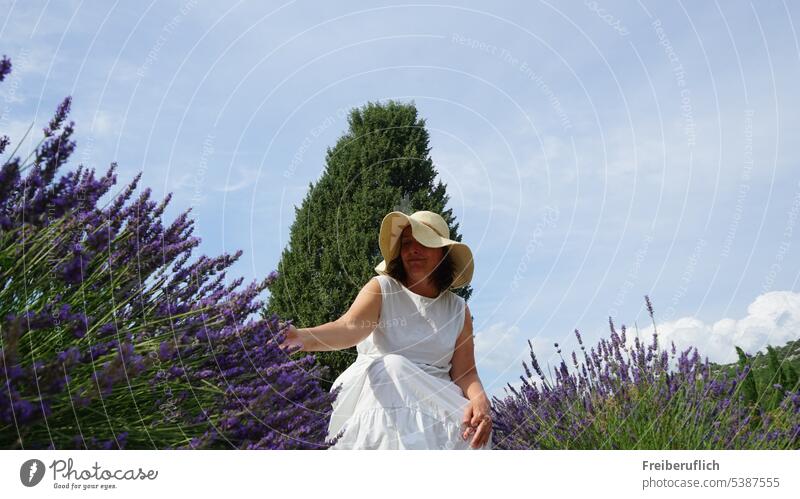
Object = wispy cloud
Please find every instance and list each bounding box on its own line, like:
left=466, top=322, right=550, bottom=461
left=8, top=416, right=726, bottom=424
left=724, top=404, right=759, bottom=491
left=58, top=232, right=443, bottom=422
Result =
left=213, top=165, right=261, bottom=193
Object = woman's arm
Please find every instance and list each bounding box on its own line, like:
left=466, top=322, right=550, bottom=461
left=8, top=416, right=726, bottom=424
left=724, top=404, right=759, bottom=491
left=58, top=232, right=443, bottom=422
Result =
left=450, top=302, right=493, bottom=447
left=287, top=277, right=382, bottom=352
left=449, top=303, right=489, bottom=401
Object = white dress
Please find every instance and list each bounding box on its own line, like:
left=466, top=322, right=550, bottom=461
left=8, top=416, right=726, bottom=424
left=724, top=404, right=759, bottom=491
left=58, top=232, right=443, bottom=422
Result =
left=326, top=274, right=492, bottom=449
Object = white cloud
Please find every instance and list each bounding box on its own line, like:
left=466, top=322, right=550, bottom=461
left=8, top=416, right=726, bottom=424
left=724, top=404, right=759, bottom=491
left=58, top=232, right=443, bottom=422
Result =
left=636, top=291, right=800, bottom=364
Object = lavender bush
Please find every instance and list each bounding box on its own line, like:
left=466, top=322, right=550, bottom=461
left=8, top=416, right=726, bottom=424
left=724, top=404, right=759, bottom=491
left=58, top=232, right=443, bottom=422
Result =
left=490, top=296, right=800, bottom=449
left=0, top=55, right=339, bottom=449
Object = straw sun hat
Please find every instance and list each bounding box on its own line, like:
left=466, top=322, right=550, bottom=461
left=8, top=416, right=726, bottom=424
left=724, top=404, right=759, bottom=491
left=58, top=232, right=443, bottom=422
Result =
left=374, top=210, right=474, bottom=290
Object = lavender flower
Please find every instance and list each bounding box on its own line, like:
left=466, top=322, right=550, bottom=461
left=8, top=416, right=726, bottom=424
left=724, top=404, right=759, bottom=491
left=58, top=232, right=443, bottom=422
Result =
left=0, top=55, right=10, bottom=81
left=43, top=97, right=71, bottom=138
left=644, top=295, right=653, bottom=315
left=1, top=57, right=338, bottom=450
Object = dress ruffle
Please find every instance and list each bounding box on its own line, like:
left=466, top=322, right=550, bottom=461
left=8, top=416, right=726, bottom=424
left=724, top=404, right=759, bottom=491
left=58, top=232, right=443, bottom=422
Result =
left=326, top=353, right=492, bottom=450
left=328, top=406, right=491, bottom=449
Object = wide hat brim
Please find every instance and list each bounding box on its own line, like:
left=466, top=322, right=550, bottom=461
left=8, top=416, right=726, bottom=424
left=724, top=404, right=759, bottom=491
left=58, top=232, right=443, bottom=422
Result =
left=373, top=211, right=474, bottom=290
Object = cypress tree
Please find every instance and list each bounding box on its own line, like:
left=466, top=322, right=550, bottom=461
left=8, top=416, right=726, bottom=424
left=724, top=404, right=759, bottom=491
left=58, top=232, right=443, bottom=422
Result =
left=263, top=100, right=473, bottom=389
left=735, top=346, right=758, bottom=408
left=786, top=364, right=799, bottom=393
left=765, top=345, right=789, bottom=410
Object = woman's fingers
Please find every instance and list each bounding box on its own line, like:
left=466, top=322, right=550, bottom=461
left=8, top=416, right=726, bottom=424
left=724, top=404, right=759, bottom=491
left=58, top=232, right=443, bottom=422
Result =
left=461, top=424, right=476, bottom=441
left=462, top=404, right=473, bottom=427
left=280, top=339, right=303, bottom=353
left=278, top=327, right=292, bottom=350
left=278, top=325, right=305, bottom=353
left=470, top=420, right=491, bottom=448
left=279, top=340, right=298, bottom=352
left=470, top=412, right=485, bottom=427
left=461, top=403, right=476, bottom=439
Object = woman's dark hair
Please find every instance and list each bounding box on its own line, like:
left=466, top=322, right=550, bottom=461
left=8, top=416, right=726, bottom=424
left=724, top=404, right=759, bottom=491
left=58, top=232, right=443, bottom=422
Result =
left=386, top=246, right=455, bottom=296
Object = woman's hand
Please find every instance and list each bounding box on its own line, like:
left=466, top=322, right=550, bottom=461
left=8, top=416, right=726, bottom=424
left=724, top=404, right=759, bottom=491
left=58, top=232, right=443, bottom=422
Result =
left=278, top=324, right=306, bottom=353
left=461, top=394, right=492, bottom=449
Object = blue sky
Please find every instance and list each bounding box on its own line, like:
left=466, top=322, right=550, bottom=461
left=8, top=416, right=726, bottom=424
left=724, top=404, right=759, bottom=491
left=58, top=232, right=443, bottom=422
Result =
left=2, top=1, right=800, bottom=399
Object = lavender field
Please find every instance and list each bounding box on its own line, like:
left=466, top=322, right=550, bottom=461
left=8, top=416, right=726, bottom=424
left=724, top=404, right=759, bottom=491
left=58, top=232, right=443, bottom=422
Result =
left=490, top=297, right=800, bottom=449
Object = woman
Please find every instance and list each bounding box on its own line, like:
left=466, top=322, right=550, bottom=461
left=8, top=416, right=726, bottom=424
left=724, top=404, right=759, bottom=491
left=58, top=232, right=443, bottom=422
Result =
left=280, top=210, right=492, bottom=449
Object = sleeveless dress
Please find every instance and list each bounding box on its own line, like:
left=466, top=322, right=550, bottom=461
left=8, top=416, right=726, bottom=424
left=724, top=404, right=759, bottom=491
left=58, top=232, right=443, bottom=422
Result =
left=326, top=274, right=492, bottom=449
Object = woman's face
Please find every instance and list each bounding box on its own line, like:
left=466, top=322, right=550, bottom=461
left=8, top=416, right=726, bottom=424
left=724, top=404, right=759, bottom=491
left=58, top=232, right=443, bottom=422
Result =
left=399, top=225, right=444, bottom=283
